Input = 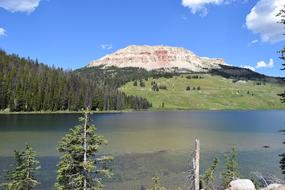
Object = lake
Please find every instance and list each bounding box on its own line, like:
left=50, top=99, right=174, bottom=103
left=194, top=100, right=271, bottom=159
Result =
left=0, top=111, right=284, bottom=189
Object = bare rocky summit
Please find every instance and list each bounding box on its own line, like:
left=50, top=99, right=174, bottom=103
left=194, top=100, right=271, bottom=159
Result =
left=87, top=45, right=226, bottom=72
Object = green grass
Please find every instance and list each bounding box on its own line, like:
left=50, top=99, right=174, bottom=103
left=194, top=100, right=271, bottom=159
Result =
left=120, top=74, right=285, bottom=110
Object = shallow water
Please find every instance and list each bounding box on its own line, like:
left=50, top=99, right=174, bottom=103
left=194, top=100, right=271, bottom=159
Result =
left=0, top=111, right=284, bottom=189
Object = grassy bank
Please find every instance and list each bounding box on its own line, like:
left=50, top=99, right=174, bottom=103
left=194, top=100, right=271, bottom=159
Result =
left=120, top=74, right=285, bottom=110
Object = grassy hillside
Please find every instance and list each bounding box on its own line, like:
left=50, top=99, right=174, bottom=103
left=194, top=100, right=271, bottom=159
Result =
left=120, top=74, right=285, bottom=110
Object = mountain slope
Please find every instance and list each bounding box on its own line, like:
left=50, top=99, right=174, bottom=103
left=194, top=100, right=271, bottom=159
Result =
left=88, top=45, right=225, bottom=72
left=120, top=74, right=285, bottom=110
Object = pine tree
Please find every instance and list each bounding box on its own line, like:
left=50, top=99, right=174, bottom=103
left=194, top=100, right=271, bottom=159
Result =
left=278, top=5, right=285, bottom=67
left=222, top=147, right=240, bottom=189
left=55, top=109, right=113, bottom=190
left=1, top=145, right=40, bottom=190
left=139, top=80, right=145, bottom=87
left=201, top=157, right=219, bottom=190
left=147, top=176, right=166, bottom=190
left=278, top=6, right=285, bottom=102
left=277, top=5, right=285, bottom=178
left=133, top=80, right=138, bottom=86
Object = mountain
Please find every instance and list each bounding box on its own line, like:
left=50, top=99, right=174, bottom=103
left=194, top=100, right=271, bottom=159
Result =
left=83, top=45, right=285, bottom=110
left=88, top=45, right=225, bottom=72
left=87, top=45, right=284, bottom=83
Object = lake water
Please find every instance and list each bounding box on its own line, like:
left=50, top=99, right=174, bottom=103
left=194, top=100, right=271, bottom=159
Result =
left=0, top=111, right=285, bottom=189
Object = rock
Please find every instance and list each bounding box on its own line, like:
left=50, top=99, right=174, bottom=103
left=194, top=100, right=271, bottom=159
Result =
left=227, top=179, right=256, bottom=190
left=261, top=184, right=281, bottom=190
left=261, top=184, right=285, bottom=190
left=87, top=45, right=225, bottom=72
left=276, top=185, right=285, bottom=190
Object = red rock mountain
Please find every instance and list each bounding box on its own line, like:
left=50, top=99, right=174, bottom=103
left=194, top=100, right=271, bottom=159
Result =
left=87, top=45, right=226, bottom=72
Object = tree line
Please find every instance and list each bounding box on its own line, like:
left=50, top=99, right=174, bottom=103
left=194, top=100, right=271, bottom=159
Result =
left=0, top=50, right=151, bottom=112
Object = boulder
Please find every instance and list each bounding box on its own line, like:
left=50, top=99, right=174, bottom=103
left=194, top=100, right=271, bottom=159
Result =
left=261, top=184, right=282, bottom=190
left=261, top=184, right=285, bottom=190
left=227, top=179, right=256, bottom=190
left=276, top=185, right=285, bottom=190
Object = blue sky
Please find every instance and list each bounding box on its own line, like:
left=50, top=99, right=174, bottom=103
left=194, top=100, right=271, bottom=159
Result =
left=0, top=0, right=284, bottom=76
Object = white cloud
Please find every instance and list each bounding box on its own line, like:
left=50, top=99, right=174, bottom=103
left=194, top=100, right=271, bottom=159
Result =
left=248, top=39, right=258, bottom=46
left=245, top=0, right=285, bottom=43
left=181, top=0, right=245, bottom=16
left=241, top=59, right=274, bottom=71
left=256, top=58, right=274, bottom=68
left=100, top=44, right=113, bottom=50
left=181, top=0, right=224, bottom=16
left=241, top=65, right=256, bottom=71
left=0, top=0, right=41, bottom=13
left=0, top=27, right=6, bottom=37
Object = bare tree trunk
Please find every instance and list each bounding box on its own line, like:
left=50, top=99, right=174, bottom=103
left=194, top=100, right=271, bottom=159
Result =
left=83, top=111, right=88, bottom=190
left=194, top=139, right=200, bottom=190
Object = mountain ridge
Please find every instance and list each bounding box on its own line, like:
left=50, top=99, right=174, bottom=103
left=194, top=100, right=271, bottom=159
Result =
left=86, top=45, right=284, bottom=83
left=87, top=45, right=225, bottom=72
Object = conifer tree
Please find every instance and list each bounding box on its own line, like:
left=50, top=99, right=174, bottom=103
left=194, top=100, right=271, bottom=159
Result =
left=1, top=145, right=40, bottom=190
left=55, top=109, right=113, bottom=190
left=222, top=147, right=240, bottom=189
left=277, top=5, right=285, bottom=177
left=277, top=5, right=285, bottom=71
left=201, top=157, right=219, bottom=190
left=147, top=176, right=166, bottom=190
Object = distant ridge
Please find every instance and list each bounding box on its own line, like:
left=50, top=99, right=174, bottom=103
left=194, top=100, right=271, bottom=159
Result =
left=211, top=65, right=285, bottom=83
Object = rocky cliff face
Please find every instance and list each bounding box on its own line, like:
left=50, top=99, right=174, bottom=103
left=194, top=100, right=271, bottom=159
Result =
left=87, top=45, right=225, bottom=72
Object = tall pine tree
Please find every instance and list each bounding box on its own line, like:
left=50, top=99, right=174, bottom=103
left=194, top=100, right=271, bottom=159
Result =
left=221, top=147, right=240, bottom=189
left=201, top=157, right=219, bottom=190
left=278, top=5, right=285, bottom=71
left=55, top=109, right=113, bottom=190
left=277, top=5, right=285, bottom=177
left=1, top=145, right=40, bottom=190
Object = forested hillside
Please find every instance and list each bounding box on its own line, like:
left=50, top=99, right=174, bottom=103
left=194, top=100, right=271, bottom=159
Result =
left=0, top=50, right=151, bottom=112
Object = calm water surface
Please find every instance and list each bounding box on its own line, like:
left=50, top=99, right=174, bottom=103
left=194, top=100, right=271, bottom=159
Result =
left=0, top=111, right=284, bottom=189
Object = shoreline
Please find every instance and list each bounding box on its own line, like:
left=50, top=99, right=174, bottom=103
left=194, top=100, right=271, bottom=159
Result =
left=0, top=110, right=131, bottom=115
left=1, top=108, right=285, bottom=114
